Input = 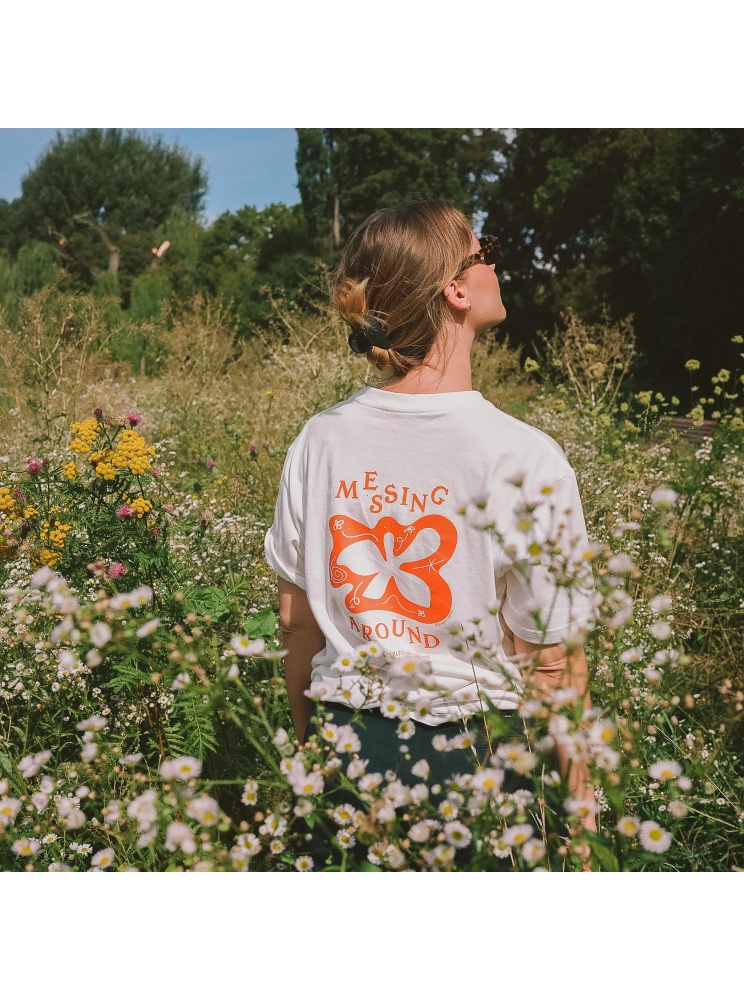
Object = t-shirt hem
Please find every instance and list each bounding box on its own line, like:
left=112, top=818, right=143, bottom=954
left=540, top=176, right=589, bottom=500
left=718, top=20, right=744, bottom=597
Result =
left=502, top=607, right=594, bottom=645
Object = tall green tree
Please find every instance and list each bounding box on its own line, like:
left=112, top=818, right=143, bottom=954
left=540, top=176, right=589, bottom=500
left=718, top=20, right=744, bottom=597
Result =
left=10, top=129, right=207, bottom=283
left=296, top=129, right=504, bottom=244
left=481, top=129, right=744, bottom=389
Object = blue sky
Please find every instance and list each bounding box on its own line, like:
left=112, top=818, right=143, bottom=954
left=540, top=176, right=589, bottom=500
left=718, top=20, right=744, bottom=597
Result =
left=0, top=128, right=301, bottom=222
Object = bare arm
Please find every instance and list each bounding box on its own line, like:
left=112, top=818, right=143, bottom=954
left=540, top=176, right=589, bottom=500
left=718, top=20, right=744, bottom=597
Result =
left=278, top=577, right=326, bottom=741
left=500, top=612, right=596, bottom=832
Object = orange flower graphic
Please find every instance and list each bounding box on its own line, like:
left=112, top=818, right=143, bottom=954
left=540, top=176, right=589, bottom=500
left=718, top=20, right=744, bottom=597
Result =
left=328, top=514, right=457, bottom=623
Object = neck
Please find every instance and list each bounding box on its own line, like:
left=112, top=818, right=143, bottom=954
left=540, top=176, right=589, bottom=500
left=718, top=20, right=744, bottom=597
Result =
left=380, top=322, right=475, bottom=394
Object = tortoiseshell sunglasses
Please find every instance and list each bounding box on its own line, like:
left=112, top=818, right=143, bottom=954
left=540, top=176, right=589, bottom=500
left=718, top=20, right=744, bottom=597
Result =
left=458, top=235, right=503, bottom=272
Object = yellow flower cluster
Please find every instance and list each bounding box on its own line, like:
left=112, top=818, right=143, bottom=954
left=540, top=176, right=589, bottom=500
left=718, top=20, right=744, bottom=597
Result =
left=62, top=462, right=78, bottom=481
left=0, top=486, right=17, bottom=516
left=69, top=419, right=101, bottom=455
left=115, top=429, right=156, bottom=475
left=87, top=430, right=155, bottom=480
left=89, top=450, right=118, bottom=480
left=41, top=518, right=72, bottom=549
left=130, top=497, right=153, bottom=519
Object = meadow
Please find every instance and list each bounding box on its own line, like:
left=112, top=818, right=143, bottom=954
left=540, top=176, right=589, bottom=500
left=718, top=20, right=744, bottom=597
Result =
left=0, top=282, right=742, bottom=871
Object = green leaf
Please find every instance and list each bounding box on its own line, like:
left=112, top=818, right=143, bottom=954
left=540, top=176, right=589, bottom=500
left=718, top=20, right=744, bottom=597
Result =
left=358, top=860, right=383, bottom=872
left=182, top=586, right=231, bottom=620
left=588, top=839, right=620, bottom=872
left=245, top=608, right=276, bottom=638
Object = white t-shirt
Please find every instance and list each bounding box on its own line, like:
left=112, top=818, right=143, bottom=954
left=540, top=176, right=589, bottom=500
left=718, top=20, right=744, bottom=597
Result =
left=264, top=386, right=596, bottom=723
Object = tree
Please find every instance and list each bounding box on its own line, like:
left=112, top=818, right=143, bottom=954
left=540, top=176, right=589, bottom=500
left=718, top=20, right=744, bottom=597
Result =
left=481, top=129, right=744, bottom=390
left=296, top=129, right=504, bottom=244
left=12, top=129, right=207, bottom=282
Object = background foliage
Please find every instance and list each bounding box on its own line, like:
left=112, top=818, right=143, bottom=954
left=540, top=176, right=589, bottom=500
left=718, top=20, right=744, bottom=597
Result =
left=2, top=128, right=742, bottom=391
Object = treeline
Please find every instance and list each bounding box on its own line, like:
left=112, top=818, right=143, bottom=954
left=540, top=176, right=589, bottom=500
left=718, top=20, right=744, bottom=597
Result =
left=1, top=128, right=743, bottom=391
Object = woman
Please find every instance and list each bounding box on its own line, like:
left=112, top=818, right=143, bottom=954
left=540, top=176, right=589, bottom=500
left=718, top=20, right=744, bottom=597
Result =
left=264, top=200, right=597, bottom=821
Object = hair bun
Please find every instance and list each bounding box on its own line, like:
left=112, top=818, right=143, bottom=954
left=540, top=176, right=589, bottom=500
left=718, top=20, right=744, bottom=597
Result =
left=348, top=314, right=391, bottom=354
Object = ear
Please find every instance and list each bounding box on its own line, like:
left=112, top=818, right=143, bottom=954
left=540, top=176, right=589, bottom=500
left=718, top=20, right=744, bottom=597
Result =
left=442, top=276, right=470, bottom=314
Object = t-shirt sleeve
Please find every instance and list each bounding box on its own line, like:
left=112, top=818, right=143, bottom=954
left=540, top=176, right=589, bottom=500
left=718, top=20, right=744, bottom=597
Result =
left=499, top=471, right=596, bottom=645
left=264, top=436, right=307, bottom=589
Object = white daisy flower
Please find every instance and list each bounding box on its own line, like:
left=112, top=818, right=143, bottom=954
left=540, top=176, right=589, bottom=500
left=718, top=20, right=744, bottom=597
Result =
left=334, top=654, right=355, bottom=674
left=91, top=848, right=115, bottom=869
left=650, top=487, right=677, bottom=508
left=367, top=843, right=385, bottom=866
left=289, top=772, right=324, bottom=797
left=186, top=795, right=220, bottom=827
left=17, top=754, right=42, bottom=778
left=136, top=618, right=160, bottom=638
left=620, top=646, right=645, bottom=663
left=411, top=759, right=430, bottom=780
left=396, top=720, right=416, bottom=740
left=649, top=621, right=672, bottom=641
left=12, top=838, right=40, bottom=856
left=444, top=821, right=472, bottom=849
left=639, top=820, right=672, bottom=853
left=295, top=855, right=314, bottom=872
left=589, top=719, right=616, bottom=745
left=358, top=772, right=383, bottom=793
left=438, top=800, right=458, bottom=820
left=236, top=833, right=262, bottom=856
left=76, top=715, right=108, bottom=732
left=165, top=821, right=196, bottom=853
left=607, top=553, right=635, bottom=575
left=410, top=783, right=429, bottom=804
left=668, top=800, right=689, bottom=819
left=521, top=838, right=546, bottom=863
left=564, top=797, right=598, bottom=819
left=471, top=768, right=504, bottom=795
left=331, top=803, right=356, bottom=826
left=676, top=776, right=692, bottom=791
left=616, top=815, right=641, bottom=837
left=380, top=700, right=400, bottom=719
left=258, top=813, right=288, bottom=838
left=230, top=635, right=266, bottom=657
left=61, top=808, right=87, bottom=831
left=432, top=733, right=450, bottom=752
left=409, top=820, right=435, bottom=843
left=241, top=780, right=259, bottom=806
left=159, top=756, right=202, bottom=780
left=335, top=829, right=356, bottom=850
left=649, top=594, right=673, bottom=614
left=383, top=844, right=406, bottom=870
left=502, top=823, right=534, bottom=847
left=126, top=790, right=158, bottom=831
left=89, top=622, right=112, bottom=648
left=346, top=759, right=368, bottom=780
left=648, top=760, right=682, bottom=781
left=230, top=846, right=251, bottom=871
left=335, top=726, right=361, bottom=754
left=320, top=722, right=339, bottom=743
left=594, top=747, right=620, bottom=770
left=48, top=861, right=71, bottom=872
left=643, top=667, right=663, bottom=685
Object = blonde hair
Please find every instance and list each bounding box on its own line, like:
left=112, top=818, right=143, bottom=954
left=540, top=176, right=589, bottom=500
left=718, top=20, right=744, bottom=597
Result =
left=334, top=201, right=473, bottom=380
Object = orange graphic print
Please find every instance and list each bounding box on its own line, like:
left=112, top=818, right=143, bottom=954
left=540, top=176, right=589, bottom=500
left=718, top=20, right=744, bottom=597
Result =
left=328, top=514, right=458, bottom=624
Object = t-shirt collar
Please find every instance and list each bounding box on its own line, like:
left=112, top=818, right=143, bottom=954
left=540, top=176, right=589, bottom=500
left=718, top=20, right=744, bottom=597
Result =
left=352, top=386, right=484, bottom=413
